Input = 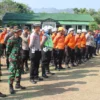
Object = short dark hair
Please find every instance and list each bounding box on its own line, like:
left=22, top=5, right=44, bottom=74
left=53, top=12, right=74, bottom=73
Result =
left=24, top=26, right=29, bottom=30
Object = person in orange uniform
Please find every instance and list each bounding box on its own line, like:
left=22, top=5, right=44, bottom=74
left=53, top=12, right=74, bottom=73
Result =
left=51, top=28, right=57, bottom=68
left=52, top=28, right=57, bottom=40
left=80, top=29, right=87, bottom=61
left=64, top=28, right=76, bottom=68
left=0, top=28, right=7, bottom=66
left=0, top=28, right=7, bottom=49
left=53, top=27, right=65, bottom=70
left=75, top=29, right=82, bottom=65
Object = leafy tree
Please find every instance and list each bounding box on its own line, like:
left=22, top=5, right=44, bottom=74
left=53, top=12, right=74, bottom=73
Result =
left=89, top=22, right=98, bottom=31
left=88, top=9, right=96, bottom=16
left=0, top=0, right=34, bottom=19
left=79, top=8, right=88, bottom=14
left=73, top=8, right=80, bottom=14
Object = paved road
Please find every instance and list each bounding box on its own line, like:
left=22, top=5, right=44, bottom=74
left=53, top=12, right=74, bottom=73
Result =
left=0, top=56, right=100, bottom=100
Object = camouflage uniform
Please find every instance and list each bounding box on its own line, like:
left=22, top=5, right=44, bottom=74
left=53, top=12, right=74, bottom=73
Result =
left=6, top=36, right=22, bottom=84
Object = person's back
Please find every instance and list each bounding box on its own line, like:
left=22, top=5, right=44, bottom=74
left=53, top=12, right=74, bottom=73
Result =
left=0, top=28, right=7, bottom=44
left=65, top=33, right=75, bottom=49
left=53, top=32, right=65, bottom=50
left=75, top=34, right=81, bottom=49
left=80, top=33, right=86, bottom=48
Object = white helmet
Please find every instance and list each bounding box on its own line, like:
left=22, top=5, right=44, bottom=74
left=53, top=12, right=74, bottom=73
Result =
left=82, top=29, right=87, bottom=33
left=68, top=28, right=74, bottom=33
left=52, top=28, right=57, bottom=32
left=47, top=26, right=53, bottom=30
left=77, top=29, right=82, bottom=34
left=42, top=26, right=48, bottom=32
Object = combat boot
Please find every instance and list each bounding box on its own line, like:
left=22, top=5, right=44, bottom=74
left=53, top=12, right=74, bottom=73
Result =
left=15, top=83, right=26, bottom=90
left=9, top=84, right=15, bottom=94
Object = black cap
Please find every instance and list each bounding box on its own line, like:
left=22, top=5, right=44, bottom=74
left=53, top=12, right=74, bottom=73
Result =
left=13, top=29, right=22, bottom=33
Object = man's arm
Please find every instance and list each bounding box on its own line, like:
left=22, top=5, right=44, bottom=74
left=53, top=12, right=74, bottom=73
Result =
left=29, top=34, right=35, bottom=48
left=4, top=34, right=9, bottom=44
left=6, top=39, right=13, bottom=56
left=40, top=35, right=47, bottom=48
left=21, top=33, right=30, bottom=42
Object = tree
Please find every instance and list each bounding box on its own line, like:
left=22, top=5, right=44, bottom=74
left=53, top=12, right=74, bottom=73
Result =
left=0, top=0, right=34, bottom=19
left=88, top=9, right=96, bottom=16
left=79, top=8, right=88, bottom=14
left=73, top=8, right=80, bottom=14
left=73, top=8, right=100, bottom=24
left=89, top=22, right=98, bottom=31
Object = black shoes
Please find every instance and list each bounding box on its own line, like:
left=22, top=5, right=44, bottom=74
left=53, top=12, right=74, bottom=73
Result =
left=42, top=75, right=49, bottom=78
left=35, top=76, right=43, bottom=81
left=47, top=72, right=55, bottom=75
left=71, top=63, right=76, bottom=67
left=0, top=92, right=7, bottom=97
left=9, top=85, right=15, bottom=94
left=58, top=67, right=65, bottom=71
left=15, top=84, right=26, bottom=90
left=30, top=79, right=37, bottom=84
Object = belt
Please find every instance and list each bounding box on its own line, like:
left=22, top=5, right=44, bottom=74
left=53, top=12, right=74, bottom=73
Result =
left=43, top=47, right=52, bottom=52
left=31, top=48, right=41, bottom=53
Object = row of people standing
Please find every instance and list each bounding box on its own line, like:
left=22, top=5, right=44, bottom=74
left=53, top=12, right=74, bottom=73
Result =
left=0, top=24, right=98, bottom=95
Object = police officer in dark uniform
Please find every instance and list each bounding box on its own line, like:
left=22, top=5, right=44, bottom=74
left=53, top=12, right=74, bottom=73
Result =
left=29, top=24, right=43, bottom=84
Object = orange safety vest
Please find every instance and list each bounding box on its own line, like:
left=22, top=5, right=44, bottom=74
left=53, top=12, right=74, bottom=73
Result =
left=52, top=33, right=56, bottom=40
left=0, top=31, right=7, bottom=44
left=75, top=34, right=81, bottom=49
left=65, top=33, right=75, bottom=49
left=80, top=33, right=86, bottom=48
left=52, top=33, right=57, bottom=48
left=53, top=34, right=65, bottom=50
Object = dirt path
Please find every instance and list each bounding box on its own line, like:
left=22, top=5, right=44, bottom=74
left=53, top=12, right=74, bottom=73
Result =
left=0, top=56, right=100, bottom=100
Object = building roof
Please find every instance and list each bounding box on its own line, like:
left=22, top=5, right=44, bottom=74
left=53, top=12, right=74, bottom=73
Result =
left=2, top=13, right=94, bottom=25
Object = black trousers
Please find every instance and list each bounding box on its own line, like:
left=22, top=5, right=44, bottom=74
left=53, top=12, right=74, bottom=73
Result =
left=54, top=49, right=64, bottom=68
left=41, top=51, right=51, bottom=76
left=75, top=47, right=81, bottom=63
left=22, top=50, right=29, bottom=70
left=94, top=41, right=97, bottom=54
left=53, top=49, right=58, bottom=68
left=81, top=47, right=86, bottom=59
left=30, top=51, right=41, bottom=79
left=85, top=45, right=92, bottom=59
left=65, top=46, right=75, bottom=65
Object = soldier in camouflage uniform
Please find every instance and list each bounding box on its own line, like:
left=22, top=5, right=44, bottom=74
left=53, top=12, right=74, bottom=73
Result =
left=6, top=29, right=26, bottom=94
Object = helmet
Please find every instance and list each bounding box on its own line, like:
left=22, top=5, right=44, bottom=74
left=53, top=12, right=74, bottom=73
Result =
left=77, top=29, right=82, bottom=34
left=68, top=28, right=74, bottom=33
left=82, top=29, right=87, bottom=33
left=58, top=27, right=64, bottom=31
left=52, top=28, right=57, bottom=32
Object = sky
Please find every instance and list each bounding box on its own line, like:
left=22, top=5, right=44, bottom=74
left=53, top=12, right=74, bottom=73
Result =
left=14, top=0, right=100, bottom=10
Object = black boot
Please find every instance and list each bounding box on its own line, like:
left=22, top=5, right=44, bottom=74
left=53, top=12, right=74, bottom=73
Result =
left=47, top=71, right=55, bottom=75
left=0, top=92, right=7, bottom=97
left=15, top=83, right=26, bottom=89
left=42, top=74, right=49, bottom=78
left=9, top=84, right=15, bottom=94
left=15, top=81, right=26, bottom=90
